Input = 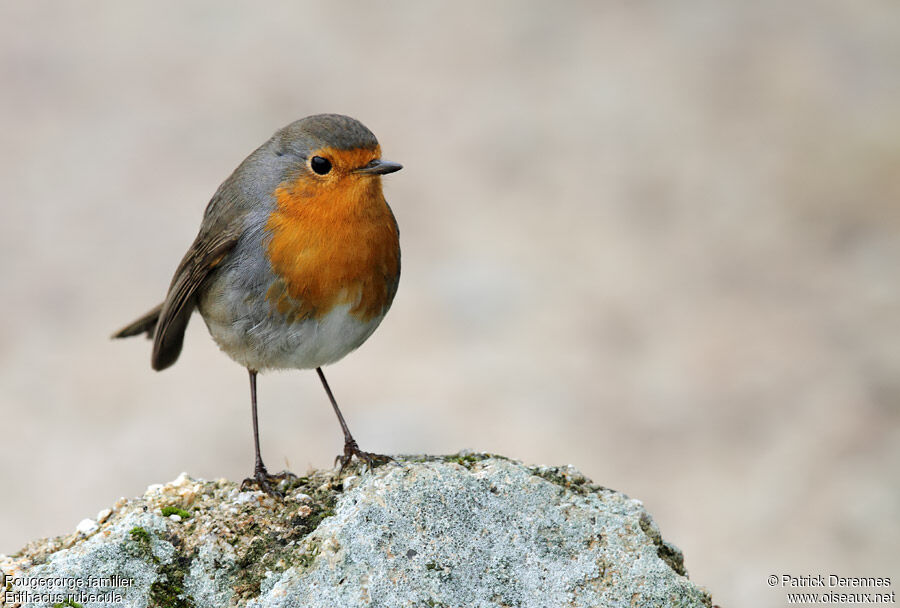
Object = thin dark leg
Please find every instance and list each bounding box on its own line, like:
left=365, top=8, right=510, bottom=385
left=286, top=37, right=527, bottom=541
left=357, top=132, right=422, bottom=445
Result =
left=316, top=367, right=392, bottom=470
left=249, top=369, right=266, bottom=475
left=241, top=369, right=294, bottom=496
left=316, top=367, right=355, bottom=445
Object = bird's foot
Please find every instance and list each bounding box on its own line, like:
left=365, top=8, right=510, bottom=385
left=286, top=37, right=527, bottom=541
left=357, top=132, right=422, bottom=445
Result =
left=240, top=465, right=297, bottom=498
left=335, top=438, right=393, bottom=472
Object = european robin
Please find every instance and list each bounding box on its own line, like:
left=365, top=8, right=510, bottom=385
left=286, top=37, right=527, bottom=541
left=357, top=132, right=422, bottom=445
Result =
left=113, top=114, right=402, bottom=495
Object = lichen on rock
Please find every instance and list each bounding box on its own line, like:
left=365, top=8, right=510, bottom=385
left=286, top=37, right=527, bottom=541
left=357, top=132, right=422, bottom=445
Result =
left=1, top=455, right=713, bottom=607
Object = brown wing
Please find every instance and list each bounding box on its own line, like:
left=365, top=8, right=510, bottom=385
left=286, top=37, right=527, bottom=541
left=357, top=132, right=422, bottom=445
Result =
left=150, top=227, right=240, bottom=370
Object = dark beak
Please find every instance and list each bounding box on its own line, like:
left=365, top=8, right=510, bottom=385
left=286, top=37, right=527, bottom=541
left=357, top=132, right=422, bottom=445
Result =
left=356, top=159, right=403, bottom=175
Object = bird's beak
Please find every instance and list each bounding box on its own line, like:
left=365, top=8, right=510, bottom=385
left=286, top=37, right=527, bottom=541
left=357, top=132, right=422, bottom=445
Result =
left=356, top=159, right=403, bottom=175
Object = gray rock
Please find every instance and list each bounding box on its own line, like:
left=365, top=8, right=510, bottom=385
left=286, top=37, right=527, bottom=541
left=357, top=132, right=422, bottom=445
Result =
left=1, top=455, right=712, bottom=607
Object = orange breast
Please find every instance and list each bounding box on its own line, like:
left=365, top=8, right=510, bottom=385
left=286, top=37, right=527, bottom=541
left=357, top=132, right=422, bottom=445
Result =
left=263, top=168, right=400, bottom=324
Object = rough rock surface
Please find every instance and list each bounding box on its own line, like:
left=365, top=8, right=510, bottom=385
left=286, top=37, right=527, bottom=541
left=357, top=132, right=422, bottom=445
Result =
left=1, top=454, right=712, bottom=607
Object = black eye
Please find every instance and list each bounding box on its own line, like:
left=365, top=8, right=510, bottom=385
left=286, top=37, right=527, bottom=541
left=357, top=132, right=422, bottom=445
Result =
left=310, top=156, right=332, bottom=175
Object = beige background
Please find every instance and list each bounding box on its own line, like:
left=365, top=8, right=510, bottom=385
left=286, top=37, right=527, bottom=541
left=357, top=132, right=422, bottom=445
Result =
left=1, top=2, right=898, bottom=606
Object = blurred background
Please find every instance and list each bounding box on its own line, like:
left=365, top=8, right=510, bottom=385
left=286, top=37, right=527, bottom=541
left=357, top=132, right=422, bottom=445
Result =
left=1, top=2, right=898, bottom=606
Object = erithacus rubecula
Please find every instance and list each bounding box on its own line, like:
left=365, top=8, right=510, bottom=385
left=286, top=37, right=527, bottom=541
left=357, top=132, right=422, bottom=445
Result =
left=113, top=114, right=402, bottom=495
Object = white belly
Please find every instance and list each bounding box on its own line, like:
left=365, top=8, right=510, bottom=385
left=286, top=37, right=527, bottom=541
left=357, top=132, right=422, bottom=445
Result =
left=200, top=297, right=384, bottom=372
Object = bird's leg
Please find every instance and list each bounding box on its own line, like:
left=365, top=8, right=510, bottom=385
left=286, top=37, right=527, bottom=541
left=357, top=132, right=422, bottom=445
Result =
left=241, top=369, right=295, bottom=496
left=316, top=367, right=392, bottom=471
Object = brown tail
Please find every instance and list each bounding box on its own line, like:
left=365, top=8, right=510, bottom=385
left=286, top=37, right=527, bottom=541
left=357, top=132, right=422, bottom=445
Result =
left=111, top=303, right=163, bottom=340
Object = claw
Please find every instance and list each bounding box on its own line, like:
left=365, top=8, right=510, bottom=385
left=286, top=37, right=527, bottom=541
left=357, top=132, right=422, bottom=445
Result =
left=240, top=466, right=296, bottom=498
left=336, top=438, right=393, bottom=472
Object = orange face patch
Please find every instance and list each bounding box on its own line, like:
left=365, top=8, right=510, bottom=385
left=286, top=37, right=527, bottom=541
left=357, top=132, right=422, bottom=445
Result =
left=264, top=146, right=400, bottom=323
